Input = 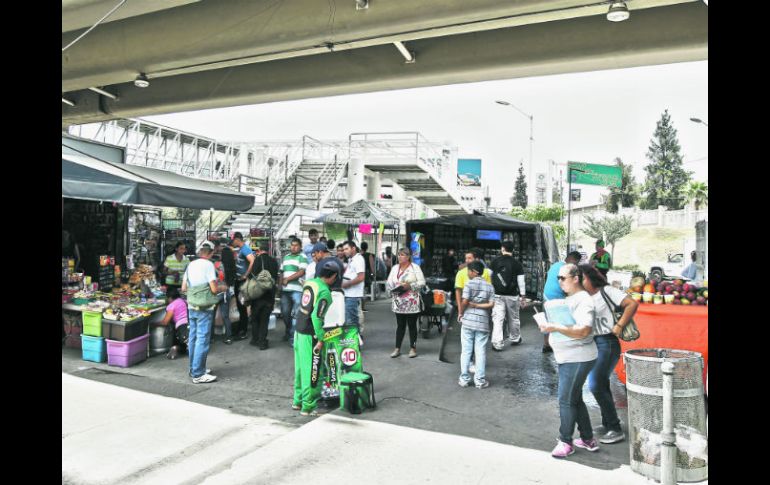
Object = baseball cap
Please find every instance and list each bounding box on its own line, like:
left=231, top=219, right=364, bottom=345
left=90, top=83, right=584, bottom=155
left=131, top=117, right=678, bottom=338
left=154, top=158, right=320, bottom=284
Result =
left=199, top=241, right=215, bottom=251
left=317, top=259, right=339, bottom=278
left=312, top=242, right=329, bottom=253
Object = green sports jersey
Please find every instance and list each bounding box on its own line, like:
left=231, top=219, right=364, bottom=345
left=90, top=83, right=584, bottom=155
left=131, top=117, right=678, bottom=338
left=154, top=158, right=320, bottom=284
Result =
left=295, top=278, right=332, bottom=341
left=281, top=253, right=308, bottom=292
left=590, top=251, right=612, bottom=271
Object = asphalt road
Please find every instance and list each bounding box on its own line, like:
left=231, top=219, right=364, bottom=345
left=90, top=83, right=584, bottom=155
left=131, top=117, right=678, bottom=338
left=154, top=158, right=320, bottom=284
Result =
left=62, top=297, right=631, bottom=471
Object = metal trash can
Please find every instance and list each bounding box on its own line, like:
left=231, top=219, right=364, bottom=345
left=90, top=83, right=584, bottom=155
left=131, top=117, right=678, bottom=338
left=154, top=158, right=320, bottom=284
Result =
left=624, top=349, right=708, bottom=482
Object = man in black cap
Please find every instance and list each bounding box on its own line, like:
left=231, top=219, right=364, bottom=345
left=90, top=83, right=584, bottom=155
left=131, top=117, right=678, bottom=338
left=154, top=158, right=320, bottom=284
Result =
left=307, top=242, right=343, bottom=290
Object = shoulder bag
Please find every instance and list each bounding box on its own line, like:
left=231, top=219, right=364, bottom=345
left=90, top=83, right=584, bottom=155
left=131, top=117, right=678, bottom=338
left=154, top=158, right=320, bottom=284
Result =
left=185, top=262, right=219, bottom=308
left=241, top=256, right=275, bottom=303
left=600, top=287, right=640, bottom=342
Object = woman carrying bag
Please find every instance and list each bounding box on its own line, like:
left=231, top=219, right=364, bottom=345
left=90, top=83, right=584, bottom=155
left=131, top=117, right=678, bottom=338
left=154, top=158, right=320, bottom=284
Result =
left=386, top=247, right=426, bottom=358
left=579, top=264, right=639, bottom=444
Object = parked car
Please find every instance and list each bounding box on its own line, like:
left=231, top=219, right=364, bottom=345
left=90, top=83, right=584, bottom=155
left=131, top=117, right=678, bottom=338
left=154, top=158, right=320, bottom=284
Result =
left=649, top=252, right=687, bottom=280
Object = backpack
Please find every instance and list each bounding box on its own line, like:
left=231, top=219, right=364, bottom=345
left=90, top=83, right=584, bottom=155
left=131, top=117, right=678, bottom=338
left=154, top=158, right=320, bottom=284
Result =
left=375, top=257, right=387, bottom=280
left=240, top=256, right=275, bottom=303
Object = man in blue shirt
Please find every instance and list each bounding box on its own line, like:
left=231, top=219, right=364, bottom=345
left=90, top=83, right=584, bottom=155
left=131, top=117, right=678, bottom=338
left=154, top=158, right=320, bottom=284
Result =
left=541, top=251, right=581, bottom=353
left=681, top=251, right=698, bottom=280
left=303, top=229, right=320, bottom=263
left=231, top=232, right=255, bottom=340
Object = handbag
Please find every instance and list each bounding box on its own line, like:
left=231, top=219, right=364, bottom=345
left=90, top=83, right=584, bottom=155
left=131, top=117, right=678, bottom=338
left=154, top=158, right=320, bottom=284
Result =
left=186, top=283, right=219, bottom=309
left=241, top=257, right=275, bottom=303
left=600, top=287, right=640, bottom=342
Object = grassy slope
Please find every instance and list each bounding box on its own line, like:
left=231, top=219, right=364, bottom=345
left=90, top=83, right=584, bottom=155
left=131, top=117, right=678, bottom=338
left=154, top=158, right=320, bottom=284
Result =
left=572, top=227, right=695, bottom=271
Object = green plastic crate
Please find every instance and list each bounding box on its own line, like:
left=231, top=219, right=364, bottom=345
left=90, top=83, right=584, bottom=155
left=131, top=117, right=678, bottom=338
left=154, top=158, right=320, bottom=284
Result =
left=82, top=311, right=103, bottom=337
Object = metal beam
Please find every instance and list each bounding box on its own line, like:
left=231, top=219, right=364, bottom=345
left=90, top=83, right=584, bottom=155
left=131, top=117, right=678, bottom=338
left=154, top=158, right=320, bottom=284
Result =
left=62, top=2, right=707, bottom=127
left=62, top=0, right=697, bottom=92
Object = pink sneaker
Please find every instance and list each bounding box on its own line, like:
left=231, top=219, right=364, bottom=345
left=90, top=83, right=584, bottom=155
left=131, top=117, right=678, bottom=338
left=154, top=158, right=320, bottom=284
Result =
left=551, top=440, right=575, bottom=458
left=574, top=437, right=600, bottom=452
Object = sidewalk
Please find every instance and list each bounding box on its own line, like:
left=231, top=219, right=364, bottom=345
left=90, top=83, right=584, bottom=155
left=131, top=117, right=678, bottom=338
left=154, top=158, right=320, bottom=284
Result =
left=63, top=373, right=663, bottom=485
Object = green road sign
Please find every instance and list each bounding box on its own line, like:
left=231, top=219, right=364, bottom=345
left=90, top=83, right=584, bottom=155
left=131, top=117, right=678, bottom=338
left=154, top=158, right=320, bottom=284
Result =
left=568, top=161, right=622, bottom=187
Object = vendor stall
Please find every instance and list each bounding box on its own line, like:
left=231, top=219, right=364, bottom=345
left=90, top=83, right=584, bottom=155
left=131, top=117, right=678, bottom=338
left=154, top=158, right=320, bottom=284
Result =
left=615, top=304, right=708, bottom=389
left=405, top=212, right=559, bottom=299
left=314, top=199, right=401, bottom=300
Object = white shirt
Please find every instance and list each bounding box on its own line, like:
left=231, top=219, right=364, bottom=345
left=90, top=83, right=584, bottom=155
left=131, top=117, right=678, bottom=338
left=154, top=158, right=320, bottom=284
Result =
left=305, top=261, right=317, bottom=281
left=343, top=253, right=366, bottom=298
left=591, top=286, right=628, bottom=336
left=184, top=258, right=217, bottom=287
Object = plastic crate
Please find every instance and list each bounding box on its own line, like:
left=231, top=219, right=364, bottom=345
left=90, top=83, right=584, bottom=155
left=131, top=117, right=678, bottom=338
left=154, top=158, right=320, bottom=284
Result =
left=73, top=297, right=93, bottom=306
left=106, top=333, right=149, bottom=368
left=101, top=317, right=149, bottom=341
left=82, top=311, right=103, bottom=337
left=81, top=335, right=106, bottom=363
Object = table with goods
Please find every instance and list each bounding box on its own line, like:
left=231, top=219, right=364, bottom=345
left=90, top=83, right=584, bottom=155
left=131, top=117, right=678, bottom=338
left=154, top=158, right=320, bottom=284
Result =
left=63, top=258, right=169, bottom=367
left=614, top=276, right=708, bottom=389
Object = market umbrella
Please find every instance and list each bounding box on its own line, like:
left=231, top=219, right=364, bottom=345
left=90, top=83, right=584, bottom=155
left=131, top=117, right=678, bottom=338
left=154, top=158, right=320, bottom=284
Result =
left=315, top=199, right=401, bottom=300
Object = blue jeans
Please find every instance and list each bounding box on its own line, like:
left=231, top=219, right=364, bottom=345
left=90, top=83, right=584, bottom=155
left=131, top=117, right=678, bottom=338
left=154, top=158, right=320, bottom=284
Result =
left=557, top=359, right=596, bottom=444
left=188, top=308, right=214, bottom=378
left=460, top=326, right=489, bottom=385
left=589, top=334, right=622, bottom=432
left=281, top=291, right=302, bottom=343
left=218, top=288, right=233, bottom=338
left=345, top=297, right=361, bottom=326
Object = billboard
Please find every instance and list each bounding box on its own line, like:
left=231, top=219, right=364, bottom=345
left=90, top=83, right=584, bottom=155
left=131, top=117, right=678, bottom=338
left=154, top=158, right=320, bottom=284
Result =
left=567, top=161, right=622, bottom=187
left=457, top=158, right=482, bottom=187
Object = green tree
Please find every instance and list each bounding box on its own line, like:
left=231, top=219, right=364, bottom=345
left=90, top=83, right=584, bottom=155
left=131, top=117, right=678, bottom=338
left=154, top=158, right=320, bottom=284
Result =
left=510, top=204, right=565, bottom=249
left=605, top=157, right=639, bottom=213
left=510, top=161, right=528, bottom=208
left=641, top=110, right=693, bottom=210
left=581, top=214, right=633, bottom=260
left=684, top=181, right=708, bottom=210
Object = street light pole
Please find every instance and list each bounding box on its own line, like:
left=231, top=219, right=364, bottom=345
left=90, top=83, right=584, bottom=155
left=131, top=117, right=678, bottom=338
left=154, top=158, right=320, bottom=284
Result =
left=495, top=100, right=534, bottom=206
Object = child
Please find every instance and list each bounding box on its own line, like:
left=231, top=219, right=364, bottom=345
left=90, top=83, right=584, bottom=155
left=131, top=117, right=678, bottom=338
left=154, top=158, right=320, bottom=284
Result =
left=458, top=261, right=495, bottom=388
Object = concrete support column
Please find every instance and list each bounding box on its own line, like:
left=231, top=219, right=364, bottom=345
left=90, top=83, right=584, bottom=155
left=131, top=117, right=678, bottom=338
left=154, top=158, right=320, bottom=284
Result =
left=347, top=158, right=365, bottom=203
left=366, top=171, right=381, bottom=200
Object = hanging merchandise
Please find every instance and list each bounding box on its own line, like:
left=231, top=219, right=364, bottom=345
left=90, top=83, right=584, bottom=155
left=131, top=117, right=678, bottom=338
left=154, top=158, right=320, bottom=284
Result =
left=410, top=232, right=424, bottom=265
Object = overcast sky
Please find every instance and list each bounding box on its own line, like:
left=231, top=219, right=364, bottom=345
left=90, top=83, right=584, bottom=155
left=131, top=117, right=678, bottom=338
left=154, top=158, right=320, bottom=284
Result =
left=146, top=60, right=708, bottom=207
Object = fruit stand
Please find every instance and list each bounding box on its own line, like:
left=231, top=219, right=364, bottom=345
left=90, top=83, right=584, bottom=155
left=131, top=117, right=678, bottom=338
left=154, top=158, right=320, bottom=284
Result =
left=616, top=276, right=708, bottom=390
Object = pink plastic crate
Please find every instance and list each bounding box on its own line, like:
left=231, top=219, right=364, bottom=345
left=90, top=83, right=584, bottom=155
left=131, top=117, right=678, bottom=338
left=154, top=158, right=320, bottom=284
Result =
left=106, top=333, right=149, bottom=357
left=107, top=350, right=147, bottom=368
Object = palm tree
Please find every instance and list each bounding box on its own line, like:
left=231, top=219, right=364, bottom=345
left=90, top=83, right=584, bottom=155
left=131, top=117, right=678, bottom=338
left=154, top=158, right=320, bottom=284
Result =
left=684, top=181, right=708, bottom=210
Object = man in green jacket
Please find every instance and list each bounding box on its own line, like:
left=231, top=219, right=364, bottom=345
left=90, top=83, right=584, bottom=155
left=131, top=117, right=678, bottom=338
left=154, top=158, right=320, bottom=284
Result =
left=292, top=261, right=338, bottom=416
left=590, top=239, right=612, bottom=277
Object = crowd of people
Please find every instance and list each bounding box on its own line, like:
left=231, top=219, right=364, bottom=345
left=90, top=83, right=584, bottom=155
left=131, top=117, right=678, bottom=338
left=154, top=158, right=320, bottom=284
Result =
left=154, top=232, right=637, bottom=453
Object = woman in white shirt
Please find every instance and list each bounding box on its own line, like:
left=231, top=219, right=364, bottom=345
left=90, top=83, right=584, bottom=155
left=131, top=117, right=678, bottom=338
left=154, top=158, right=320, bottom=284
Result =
left=537, top=263, right=598, bottom=459
left=579, top=264, right=638, bottom=445
left=386, top=248, right=426, bottom=358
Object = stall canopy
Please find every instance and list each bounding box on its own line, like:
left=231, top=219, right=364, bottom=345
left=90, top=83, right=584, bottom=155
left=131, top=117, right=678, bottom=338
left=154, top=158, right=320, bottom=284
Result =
left=409, top=212, right=539, bottom=230
left=62, top=146, right=255, bottom=211
left=313, top=199, right=400, bottom=226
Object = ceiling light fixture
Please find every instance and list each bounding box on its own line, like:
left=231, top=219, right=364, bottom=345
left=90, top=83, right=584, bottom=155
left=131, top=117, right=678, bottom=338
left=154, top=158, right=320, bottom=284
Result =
left=62, top=97, right=75, bottom=107
left=355, top=0, right=369, bottom=10
left=606, top=1, right=630, bottom=22
left=134, top=73, right=150, bottom=88
left=393, top=41, right=415, bottom=64
left=88, top=86, right=118, bottom=99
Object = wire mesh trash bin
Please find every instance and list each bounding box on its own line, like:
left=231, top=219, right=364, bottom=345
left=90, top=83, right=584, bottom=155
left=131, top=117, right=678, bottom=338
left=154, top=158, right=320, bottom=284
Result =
left=624, top=349, right=708, bottom=482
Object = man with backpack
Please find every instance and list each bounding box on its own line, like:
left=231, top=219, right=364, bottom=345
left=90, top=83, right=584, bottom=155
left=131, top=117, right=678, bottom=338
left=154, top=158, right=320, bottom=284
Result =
left=489, top=240, right=527, bottom=351
left=249, top=241, right=279, bottom=350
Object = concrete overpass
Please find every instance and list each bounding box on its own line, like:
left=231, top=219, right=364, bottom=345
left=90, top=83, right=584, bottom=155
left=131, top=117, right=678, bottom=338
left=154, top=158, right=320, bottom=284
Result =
left=62, top=0, right=708, bottom=128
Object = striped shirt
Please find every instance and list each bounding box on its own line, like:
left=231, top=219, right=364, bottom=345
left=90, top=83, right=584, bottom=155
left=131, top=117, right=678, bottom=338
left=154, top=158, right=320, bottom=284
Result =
left=164, top=254, right=189, bottom=285
left=281, top=253, right=308, bottom=292
left=461, top=277, right=495, bottom=332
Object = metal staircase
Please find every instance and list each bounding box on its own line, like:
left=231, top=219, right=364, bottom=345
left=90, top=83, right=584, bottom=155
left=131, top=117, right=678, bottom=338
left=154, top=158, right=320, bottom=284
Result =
left=224, top=137, right=348, bottom=238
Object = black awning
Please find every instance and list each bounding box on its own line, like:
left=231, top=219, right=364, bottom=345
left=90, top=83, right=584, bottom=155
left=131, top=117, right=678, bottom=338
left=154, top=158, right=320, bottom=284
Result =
left=406, top=212, right=539, bottom=230
left=62, top=148, right=254, bottom=211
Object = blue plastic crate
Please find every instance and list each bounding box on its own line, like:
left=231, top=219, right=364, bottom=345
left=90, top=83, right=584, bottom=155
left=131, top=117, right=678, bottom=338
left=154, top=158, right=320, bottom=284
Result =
left=81, top=334, right=106, bottom=363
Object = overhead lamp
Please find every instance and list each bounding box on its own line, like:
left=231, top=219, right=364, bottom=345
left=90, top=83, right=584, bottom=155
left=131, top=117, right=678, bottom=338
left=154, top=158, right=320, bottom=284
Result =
left=355, top=0, right=369, bottom=10
left=62, top=97, right=75, bottom=107
left=88, top=86, right=117, bottom=100
left=393, top=41, right=415, bottom=64
left=606, top=1, right=630, bottom=22
left=134, top=73, right=150, bottom=88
